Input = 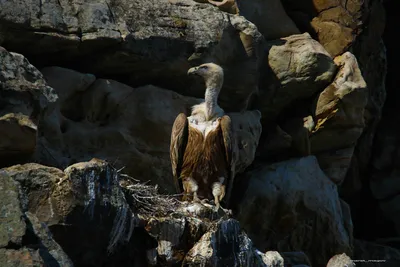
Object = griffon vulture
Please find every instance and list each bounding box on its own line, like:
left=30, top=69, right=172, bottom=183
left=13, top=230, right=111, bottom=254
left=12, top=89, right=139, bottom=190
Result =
left=170, top=63, right=237, bottom=210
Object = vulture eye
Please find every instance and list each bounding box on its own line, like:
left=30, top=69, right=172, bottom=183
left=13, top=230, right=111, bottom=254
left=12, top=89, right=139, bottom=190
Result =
left=200, top=65, right=208, bottom=70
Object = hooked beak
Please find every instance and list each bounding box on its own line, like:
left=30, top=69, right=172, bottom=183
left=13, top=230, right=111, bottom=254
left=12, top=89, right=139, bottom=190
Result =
left=187, top=67, right=199, bottom=75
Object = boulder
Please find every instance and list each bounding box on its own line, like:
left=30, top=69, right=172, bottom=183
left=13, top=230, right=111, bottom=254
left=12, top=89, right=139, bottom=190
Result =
left=235, top=156, right=353, bottom=266
left=0, top=47, right=57, bottom=167
left=326, top=253, right=355, bottom=267
left=279, top=0, right=387, bottom=201
left=4, top=164, right=74, bottom=225
left=0, top=0, right=265, bottom=112
left=228, top=110, right=262, bottom=174
left=0, top=171, right=73, bottom=266
left=0, top=172, right=26, bottom=248
left=257, top=33, right=337, bottom=120
left=310, top=52, right=367, bottom=184
left=260, top=251, right=284, bottom=266
left=0, top=249, right=45, bottom=267
left=182, top=218, right=263, bottom=266
left=282, top=0, right=385, bottom=58
left=3, top=159, right=138, bottom=266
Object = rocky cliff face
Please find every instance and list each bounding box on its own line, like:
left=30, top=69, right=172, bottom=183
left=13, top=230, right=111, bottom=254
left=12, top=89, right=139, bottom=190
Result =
left=0, top=0, right=399, bottom=266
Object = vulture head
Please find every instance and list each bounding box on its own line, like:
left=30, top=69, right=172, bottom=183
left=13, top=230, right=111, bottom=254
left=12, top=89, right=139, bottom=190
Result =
left=187, top=63, right=224, bottom=90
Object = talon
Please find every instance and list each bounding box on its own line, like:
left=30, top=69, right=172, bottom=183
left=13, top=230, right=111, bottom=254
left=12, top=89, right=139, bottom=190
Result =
left=201, top=199, right=209, bottom=204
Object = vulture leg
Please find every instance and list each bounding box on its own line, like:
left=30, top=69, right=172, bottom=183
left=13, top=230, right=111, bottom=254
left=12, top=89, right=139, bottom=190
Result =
left=212, top=177, right=226, bottom=210
left=182, top=190, right=189, bottom=202
left=182, top=177, right=199, bottom=202
left=193, top=191, right=200, bottom=202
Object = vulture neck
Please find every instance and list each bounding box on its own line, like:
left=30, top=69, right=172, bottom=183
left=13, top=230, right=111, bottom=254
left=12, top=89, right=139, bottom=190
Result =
left=204, top=75, right=223, bottom=121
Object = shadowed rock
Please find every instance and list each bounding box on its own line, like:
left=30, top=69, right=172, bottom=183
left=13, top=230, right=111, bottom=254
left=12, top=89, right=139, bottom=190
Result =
left=0, top=47, right=57, bottom=167
left=0, top=171, right=73, bottom=266
left=310, top=52, right=367, bottom=184
left=236, top=156, right=353, bottom=266
left=3, top=159, right=137, bottom=266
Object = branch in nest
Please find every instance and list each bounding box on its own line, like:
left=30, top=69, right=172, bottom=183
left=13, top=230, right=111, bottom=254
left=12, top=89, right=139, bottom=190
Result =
left=119, top=174, right=180, bottom=217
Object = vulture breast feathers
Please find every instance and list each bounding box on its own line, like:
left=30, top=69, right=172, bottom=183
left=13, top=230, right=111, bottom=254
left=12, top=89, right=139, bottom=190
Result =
left=170, top=113, right=236, bottom=208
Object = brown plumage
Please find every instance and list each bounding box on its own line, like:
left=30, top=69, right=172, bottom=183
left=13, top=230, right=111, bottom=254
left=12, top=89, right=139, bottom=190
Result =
left=170, top=63, right=237, bottom=210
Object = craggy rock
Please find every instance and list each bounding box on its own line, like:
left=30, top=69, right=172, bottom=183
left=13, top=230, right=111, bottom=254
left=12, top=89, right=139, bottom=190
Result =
left=260, top=251, right=284, bottom=266
left=258, top=33, right=337, bottom=120
left=310, top=52, right=367, bottom=184
left=0, top=249, right=45, bottom=267
left=61, top=159, right=135, bottom=254
left=143, top=202, right=221, bottom=266
left=282, top=0, right=384, bottom=58
left=341, top=1, right=391, bottom=241
left=0, top=171, right=73, bottom=266
left=121, top=180, right=266, bottom=267
left=236, top=0, right=300, bottom=40
left=3, top=159, right=137, bottom=266
left=347, top=3, right=386, bottom=187
left=326, top=253, right=355, bottom=267
left=0, top=0, right=264, bottom=112
left=4, top=163, right=75, bottom=225
left=25, top=212, right=74, bottom=267
left=236, top=156, right=353, bottom=266
left=343, top=41, right=387, bottom=197
left=228, top=110, right=262, bottom=174
left=280, top=0, right=387, bottom=203
left=0, top=47, right=57, bottom=167
left=0, top=1, right=394, bottom=266
left=183, top=218, right=263, bottom=266
left=0, top=172, right=26, bottom=248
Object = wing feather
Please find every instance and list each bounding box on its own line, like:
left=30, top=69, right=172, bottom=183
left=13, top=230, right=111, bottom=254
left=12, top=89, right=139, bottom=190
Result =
left=220, top=115, right=238, bottom=207
left=170, top=113, right=189, bottom=194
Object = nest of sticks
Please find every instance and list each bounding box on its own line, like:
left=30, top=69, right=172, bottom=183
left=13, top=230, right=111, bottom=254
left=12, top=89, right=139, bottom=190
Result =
left=119, top=173, right=181, bottom=217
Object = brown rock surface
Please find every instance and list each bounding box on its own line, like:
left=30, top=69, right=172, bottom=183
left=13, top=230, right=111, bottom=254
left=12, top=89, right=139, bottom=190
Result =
left=282, top=0, right=381, bottom=58
left=258, top=33, right=337, bottom=120
left=310, top=51, right=367, bottom=184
